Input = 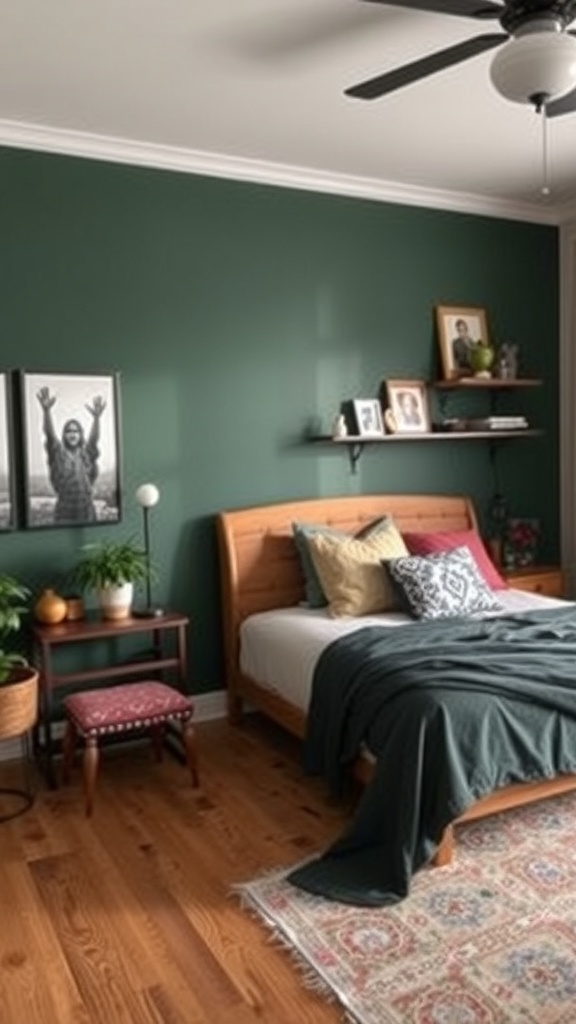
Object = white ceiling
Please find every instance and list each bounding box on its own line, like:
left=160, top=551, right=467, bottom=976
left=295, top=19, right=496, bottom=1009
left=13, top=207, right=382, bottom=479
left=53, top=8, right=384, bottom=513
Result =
left=2, top=0, right=576, bottom=223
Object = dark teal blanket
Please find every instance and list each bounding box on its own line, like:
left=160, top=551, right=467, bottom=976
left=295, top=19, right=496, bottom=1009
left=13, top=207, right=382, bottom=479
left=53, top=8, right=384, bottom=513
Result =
left=287, top=607, right=576, bottom=906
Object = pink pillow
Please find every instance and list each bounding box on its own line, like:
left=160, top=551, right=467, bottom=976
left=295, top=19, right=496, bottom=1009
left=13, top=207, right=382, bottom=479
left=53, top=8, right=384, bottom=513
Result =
left=402, top=529, right=507, bottom=590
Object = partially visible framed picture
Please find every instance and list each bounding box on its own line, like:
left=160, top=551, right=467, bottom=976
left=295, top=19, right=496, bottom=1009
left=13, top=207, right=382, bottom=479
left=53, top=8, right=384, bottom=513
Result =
left=0, top=374, right=16, bottom=531
left=352, top=398, right=384, bottom=437
left=19, top=371, right=122, bottom=529
left=385, top=379, right=430, bottom=434
left=435, top=305, right=490, bottom=380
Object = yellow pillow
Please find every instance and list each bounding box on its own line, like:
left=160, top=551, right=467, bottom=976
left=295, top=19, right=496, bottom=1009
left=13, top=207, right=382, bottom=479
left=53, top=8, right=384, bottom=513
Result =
left=307, top=524, right=408, bottom=617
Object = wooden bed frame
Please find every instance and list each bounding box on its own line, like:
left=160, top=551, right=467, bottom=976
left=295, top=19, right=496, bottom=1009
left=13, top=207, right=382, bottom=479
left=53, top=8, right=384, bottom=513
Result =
left=217, top=493, right=576, bottom=866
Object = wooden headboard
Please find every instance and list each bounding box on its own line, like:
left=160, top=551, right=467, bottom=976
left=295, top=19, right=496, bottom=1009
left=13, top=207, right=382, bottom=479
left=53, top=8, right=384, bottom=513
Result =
left=216, top=493, right=478, bottom=695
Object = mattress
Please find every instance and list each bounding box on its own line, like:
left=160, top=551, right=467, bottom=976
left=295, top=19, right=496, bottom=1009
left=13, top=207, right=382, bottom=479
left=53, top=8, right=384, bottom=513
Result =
left=239, top=589, right=570, bottom=713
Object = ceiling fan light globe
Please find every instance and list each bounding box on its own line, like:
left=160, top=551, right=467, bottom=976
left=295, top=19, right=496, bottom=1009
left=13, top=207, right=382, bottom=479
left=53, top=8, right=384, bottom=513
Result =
left=490, top=32, right=576, bottom=105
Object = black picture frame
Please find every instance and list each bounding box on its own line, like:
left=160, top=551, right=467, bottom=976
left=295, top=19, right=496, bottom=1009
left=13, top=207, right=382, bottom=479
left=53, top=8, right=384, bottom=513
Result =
left=352, top=398, right=385, bottom=437
left=0, top=373, right=16, bottom=531
left=19, top=371, right=122, bottom=529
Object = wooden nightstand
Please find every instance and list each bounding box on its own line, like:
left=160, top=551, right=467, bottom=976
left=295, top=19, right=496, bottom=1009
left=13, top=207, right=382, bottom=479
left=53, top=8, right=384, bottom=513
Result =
left=32, top=611, right=189, bottom=788
left=502, top=564, right=564, bottom=599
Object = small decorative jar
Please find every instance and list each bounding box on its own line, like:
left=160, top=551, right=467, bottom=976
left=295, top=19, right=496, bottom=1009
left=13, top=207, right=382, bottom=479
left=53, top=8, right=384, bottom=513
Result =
left=34, top=588, right=68, bottom=625
left=64, top=595, right=85, bottom=621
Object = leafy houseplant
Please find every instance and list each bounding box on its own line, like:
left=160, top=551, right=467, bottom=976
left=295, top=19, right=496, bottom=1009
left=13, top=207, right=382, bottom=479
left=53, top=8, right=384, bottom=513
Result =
left=0, top=574, right=38, bottom=741
left=73, top=539, right=150, bottom=620
left=0, top=575, right=31, bottom=684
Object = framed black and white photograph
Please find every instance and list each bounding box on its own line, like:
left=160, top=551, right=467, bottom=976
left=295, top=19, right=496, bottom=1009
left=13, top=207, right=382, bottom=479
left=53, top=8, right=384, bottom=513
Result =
left=436, top=305, right=490, bottom=380
left=19, top=372, right=122, bottom=528
left=385, top=379, right=430, bottom=434
left=352, top=398, right=384, bottom=437
left=0, top=374, right=16, bottom=531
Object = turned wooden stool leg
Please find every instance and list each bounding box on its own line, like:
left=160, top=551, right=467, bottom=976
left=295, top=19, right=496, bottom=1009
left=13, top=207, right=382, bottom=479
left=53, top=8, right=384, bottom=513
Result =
left=61, top=720, right=78, bottom=784
left=150, top=724, right=165, bottom=762
left=83, top=736, right=100, bottom=817
left=182, top=719, right=199, bottom=787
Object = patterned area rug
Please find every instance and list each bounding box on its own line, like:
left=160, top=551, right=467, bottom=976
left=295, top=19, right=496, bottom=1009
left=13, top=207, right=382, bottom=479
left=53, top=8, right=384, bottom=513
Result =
left=238, top=792, right=576, bottom=1023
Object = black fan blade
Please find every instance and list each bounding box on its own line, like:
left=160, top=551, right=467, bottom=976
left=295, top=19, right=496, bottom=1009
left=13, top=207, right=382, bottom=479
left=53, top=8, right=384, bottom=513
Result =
left=546, top=86, right=576, bottom=117
left=345, top=33, right=507, bottom=99
left=360, top=0, right=503, bottom=19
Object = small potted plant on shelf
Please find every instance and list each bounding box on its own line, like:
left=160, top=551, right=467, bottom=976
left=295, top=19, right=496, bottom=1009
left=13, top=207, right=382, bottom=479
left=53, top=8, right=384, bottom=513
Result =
left=73, top=538, right=150, bottom=620
left=0, top=574, right=39, bottom=741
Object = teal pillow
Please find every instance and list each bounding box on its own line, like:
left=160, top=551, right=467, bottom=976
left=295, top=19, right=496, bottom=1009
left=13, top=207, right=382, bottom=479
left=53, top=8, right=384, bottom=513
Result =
left=292, top=517, right=396, bottom=609
left=292, top=522, right=348, bottom=608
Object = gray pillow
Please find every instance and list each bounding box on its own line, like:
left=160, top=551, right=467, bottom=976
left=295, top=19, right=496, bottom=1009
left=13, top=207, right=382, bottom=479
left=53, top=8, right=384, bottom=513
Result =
left=385, top=545, right=504, bottom=620
left=293, top=517, right=396, bottom=609
left=292, top=522, right=349, bottom=608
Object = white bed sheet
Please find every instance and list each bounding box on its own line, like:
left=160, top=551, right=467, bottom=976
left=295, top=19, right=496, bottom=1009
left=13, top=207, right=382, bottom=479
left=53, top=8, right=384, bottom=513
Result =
left=239, top=590, right=571, bottom=714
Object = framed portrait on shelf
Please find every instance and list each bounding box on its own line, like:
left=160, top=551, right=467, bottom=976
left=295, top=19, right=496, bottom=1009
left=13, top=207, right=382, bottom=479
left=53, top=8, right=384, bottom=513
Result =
left=435, top=305, right=490, bottom=380
left=385, top=379, right=430, bottom=434
left=0, top=373, right=16, bottom=531
left=352, top=398, right=385, bottom=437
left=19, top=371, right=122, bottom=529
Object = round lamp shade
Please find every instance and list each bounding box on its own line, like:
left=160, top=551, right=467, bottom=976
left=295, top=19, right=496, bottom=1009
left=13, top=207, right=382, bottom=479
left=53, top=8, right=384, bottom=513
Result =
left=490, top=31, right=576, bottom=105
left=135, top=483, right=160, bottom=508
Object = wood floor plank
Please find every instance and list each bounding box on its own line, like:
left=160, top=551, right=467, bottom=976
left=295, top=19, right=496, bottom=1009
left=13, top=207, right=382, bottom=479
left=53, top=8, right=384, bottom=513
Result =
left=0, top=715, right=348, bottom=1023
left=0, top=859, right=90, bottom=1023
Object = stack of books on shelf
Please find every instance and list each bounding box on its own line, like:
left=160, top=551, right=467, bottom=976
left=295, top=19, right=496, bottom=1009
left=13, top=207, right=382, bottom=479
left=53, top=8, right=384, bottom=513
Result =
left=466, top=416, right=529, bottom=431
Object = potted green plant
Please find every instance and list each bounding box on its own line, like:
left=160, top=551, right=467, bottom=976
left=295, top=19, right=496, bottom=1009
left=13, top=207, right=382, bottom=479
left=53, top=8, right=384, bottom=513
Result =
left=0, top=574, right=38, bottom=741
left=73, top=538, right=150, bottom=620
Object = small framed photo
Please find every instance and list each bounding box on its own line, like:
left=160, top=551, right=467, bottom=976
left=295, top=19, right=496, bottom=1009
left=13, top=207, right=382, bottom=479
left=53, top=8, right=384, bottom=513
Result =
left=0, top=373, right=16, bottom=531
left=435, top=305, right=490, bottom=380
left=385, top=380, right=430, bottom=434
left=352, top=398, right=384, bottom=437
left=19, top=371, right=122, bottom=529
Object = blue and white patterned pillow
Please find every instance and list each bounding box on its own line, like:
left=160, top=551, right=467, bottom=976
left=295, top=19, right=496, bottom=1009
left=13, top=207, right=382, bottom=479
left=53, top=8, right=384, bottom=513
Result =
left=385, top=545, right=504, bottom=620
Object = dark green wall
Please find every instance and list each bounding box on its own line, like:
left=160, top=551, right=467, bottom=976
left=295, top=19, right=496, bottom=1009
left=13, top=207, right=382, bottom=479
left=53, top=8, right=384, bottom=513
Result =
left=0, top=148, right=559, bottom=691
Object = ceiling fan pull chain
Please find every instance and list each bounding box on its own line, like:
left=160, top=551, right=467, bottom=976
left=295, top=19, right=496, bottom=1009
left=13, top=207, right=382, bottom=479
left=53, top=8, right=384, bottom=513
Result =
left=541, top=106, right=550, bottom=197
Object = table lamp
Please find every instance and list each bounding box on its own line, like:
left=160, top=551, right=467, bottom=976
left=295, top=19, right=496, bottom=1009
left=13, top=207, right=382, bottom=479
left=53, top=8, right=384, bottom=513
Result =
left=133, top=482, right=164, bottom=618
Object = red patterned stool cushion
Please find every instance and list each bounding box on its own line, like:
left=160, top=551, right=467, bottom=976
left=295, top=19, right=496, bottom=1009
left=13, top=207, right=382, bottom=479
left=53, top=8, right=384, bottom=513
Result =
left=63, top=681, right=193, bottom=738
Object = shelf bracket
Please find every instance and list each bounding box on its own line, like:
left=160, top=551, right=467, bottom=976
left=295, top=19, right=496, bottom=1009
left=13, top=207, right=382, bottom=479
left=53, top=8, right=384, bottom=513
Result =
left=348, top=442, right=364, bottom=473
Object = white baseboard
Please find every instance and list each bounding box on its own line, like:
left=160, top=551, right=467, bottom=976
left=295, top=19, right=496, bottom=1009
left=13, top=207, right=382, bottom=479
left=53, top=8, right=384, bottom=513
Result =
left=0, top=688, right=227, bottom=763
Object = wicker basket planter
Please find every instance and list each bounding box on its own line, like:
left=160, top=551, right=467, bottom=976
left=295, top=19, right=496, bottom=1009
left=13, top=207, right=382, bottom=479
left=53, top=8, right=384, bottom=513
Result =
left=0, top=666, right=39, bottom=741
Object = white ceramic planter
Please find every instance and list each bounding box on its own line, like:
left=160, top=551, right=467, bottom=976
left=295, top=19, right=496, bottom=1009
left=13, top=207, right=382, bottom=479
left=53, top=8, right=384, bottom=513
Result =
left=98, top=582, right=134, bottom=621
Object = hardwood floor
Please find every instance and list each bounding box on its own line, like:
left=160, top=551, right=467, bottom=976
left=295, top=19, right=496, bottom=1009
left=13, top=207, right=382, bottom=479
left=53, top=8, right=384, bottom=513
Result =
left=0, top=715, right=355, bottom=1023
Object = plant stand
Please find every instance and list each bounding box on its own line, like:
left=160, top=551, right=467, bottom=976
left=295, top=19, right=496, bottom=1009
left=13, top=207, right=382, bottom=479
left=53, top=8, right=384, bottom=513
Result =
left=0, top=668, right=39, bottom=821
left=0, top=733, right=35, bottom=822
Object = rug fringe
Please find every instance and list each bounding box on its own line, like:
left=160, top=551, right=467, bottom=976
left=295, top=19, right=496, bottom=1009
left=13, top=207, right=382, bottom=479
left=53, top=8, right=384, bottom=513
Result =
left=234, top=881, right=360, bottom=1023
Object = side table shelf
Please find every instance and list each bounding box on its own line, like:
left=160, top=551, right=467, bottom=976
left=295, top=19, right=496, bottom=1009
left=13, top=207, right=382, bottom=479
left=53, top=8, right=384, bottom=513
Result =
left=32, top=611, right=189, bottom=788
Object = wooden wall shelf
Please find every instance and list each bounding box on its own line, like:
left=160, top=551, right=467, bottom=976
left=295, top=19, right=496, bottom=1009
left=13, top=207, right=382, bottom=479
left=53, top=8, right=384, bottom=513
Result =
left=311, top=377, right=544, bottom=471
left=309, top=429, right=543, bottom=472
left=432, top=378, right=543, bottom=390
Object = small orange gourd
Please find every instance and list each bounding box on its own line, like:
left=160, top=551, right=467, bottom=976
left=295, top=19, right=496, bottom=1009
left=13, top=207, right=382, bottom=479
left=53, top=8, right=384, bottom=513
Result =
left=34, top=589, right=67, bottom=625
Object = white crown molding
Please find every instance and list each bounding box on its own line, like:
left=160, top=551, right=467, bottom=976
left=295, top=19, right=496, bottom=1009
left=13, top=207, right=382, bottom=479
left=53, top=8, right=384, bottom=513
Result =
left=0, top=118, right=564, bottom=226
left=557, top=198, right=576, bottom=223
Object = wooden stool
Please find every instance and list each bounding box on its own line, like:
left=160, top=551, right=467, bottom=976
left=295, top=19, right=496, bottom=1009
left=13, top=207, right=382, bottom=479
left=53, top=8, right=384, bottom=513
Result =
left=62, top=681, right=199, bottom=816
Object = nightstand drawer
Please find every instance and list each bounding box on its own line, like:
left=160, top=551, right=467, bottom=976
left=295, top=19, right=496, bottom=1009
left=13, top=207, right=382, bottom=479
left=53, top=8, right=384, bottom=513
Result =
left=503, top=566, right=564, bottom=598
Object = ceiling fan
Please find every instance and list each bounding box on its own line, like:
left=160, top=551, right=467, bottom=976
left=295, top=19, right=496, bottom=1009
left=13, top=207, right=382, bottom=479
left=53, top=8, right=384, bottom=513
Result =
left=345, top=0, right=576, bottom=116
